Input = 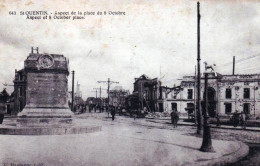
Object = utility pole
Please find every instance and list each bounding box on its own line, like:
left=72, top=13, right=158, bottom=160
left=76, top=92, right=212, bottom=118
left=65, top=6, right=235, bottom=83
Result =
left=71, top=70, right=75, bottom=112
left=197, top=1, right=202, bottom=135
left=98, top=78, right=119, bottom=115
left=194, top=65, right=197, bottom=125
left=89, top=90, right=98, bottom=98
left=200, top=70, right=215, bottom=152
left=93, top=86, right=106, bottom=108
left=93, top=89, right=98, bottom=98
left=94, top=86, right=107, bottom=98
left=233, top=56, right=235, bottom=75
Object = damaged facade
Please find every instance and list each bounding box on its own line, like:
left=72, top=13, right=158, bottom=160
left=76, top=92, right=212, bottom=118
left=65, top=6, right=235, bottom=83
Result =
left=160, top=73, right=260, bottom=119
left=128, top=75, right=161, bottom=112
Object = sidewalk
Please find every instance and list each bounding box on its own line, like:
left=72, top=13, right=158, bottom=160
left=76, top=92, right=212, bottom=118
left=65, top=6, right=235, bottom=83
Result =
left=0, top=113, right=250, bottom=166
left=146, top=117, right=260, bottom=132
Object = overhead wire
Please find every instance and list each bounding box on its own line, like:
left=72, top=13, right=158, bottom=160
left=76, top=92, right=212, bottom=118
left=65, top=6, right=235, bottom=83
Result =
left=218, top=52, right=260, bottom=68
left=215, top=52, right=260, bottom=74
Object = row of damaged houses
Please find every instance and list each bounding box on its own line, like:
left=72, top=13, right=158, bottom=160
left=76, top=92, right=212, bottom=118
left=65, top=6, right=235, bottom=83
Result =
left=2, top=48, right=260, bottom=120
left=3, top=70, right=260, bottom=120
left=126, top=73, right=260, bottom=119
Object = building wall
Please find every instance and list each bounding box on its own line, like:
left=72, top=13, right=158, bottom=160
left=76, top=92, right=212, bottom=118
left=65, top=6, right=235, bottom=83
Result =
left=218, top=80, right=259, bottom=117
left=161, top=80, right=195, bottom=114
left=161, top=74, right=260, bottom=118
left=133, top=75, right=160, bottom=112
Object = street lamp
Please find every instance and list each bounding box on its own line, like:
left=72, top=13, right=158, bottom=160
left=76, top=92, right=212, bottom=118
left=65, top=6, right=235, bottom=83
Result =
left=199, top=62, right=215, bottom=152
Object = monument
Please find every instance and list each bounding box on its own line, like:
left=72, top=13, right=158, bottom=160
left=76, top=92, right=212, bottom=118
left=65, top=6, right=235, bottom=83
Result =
left=0, top=48, right=101, bottom=135
left=17, top=49, right=73, bottom=126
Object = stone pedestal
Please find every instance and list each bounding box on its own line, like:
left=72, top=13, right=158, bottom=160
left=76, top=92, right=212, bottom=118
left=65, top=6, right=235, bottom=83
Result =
left=0, top=51, right=102, bottom=135
left=16, top=117, right=72, bottom=127
left=17, top=53, right=73, bottom=127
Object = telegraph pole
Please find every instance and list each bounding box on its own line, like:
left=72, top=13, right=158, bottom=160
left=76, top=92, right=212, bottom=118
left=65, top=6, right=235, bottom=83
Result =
left=94, top=89, right=98, bottom=98
left=98, top=78, right=119, bottom=105
left=197, top=1, right=202, bottom=135
left=71, top=70, right=75, bottom=112
left=94, top=86, right=106, bottom=110
left=200, top=71, right=215, bottom=152
left=194, top=65, right=197, bottom=125
left=89, top=90, right=98, bottom=98
left=94, top=86, right=107, bottom=98
left=98, top=78, right=119, bottom=115
left=233, top=56, right=235, bottom=75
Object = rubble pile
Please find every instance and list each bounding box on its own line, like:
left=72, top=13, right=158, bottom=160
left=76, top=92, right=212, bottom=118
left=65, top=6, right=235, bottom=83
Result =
left=145, top=111, right=171, bottom=118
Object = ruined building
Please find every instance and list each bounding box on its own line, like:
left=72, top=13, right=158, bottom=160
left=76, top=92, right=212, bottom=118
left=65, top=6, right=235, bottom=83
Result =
left=160, top=73, right=260, bottom=119
left=129, top=74, right=161, bottom=112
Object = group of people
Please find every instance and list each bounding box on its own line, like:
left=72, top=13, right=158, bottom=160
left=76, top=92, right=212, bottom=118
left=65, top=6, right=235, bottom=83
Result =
left=107, top=107, right=249, bottom=131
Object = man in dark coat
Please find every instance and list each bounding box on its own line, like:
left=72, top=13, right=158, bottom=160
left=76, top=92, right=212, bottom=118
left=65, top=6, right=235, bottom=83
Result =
left=216, top=114, right=221, bottom=127
left=231, top=110, right=240, bottom=127
left=171, top=109, right=179, bottom=128
left=110, top=106, right=116, bottom=121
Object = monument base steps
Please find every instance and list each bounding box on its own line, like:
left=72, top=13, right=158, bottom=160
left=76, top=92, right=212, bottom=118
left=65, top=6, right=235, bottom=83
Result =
left=17, top=107, right=73, bottom=118
left=0, top=124, right=102, bottom=135
left=0, top=116, right=102, bottom=135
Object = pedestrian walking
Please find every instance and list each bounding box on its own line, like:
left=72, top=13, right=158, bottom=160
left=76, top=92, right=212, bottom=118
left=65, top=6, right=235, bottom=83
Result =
left=170, top=110, right=175, bottom=125
left=216, top=114, right=221, bottom=127
left=240, top=111, right=247, bottom=130
left=89, top=105, right=92, bottom=113
left=133, top=109, right=137, bottom=120
left=171, top=109, right=179, bottom=128
left=231, top=110, right=240, bottom=127
left=110, top=106, right=116, bottom=121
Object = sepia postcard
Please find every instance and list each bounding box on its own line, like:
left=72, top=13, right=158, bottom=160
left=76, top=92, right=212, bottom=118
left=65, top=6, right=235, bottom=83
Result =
left=0, top=0, right=259, bottom=166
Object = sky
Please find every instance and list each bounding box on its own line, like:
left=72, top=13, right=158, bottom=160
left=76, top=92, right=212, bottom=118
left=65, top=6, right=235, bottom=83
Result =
left=0, top=0, right=260, bottom=99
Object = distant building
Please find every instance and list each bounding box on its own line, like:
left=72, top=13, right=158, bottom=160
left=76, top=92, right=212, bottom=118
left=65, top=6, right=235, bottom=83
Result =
left=0, top=88, right=12, bottom=115
left=109, top=86, right=130, bottom=108
left=13, top=69, right=27, bottom=115
left=161, top=73, right=260, bottom=119
left=132, top=74, right=161, bottom=112
left=68, top=81, right=84, bottom=110
left=75, top=81, right=83, bottom=106
left=5, top=92, right=14, bottom=115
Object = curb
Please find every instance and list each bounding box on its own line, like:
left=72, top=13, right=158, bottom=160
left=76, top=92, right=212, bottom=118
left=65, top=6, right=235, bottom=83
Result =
left=191, top=141, right=249, bottom=166
left=145, top=119, right=260, bottom=132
